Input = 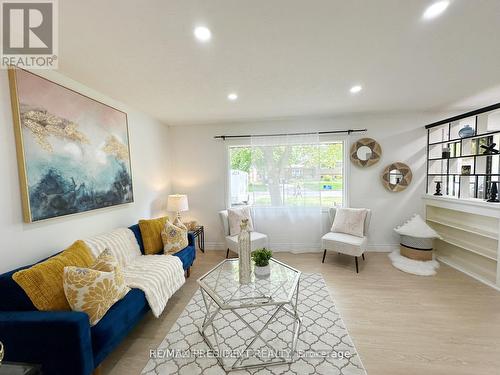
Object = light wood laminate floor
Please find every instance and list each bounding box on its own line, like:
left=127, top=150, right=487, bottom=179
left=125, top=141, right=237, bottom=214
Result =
left=102, top=250, right=500, bottom=375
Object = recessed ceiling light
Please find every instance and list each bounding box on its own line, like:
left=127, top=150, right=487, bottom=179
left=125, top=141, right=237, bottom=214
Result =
left=193, top=26, right=211, bottom=42
left=350, top=85, right=362, bottom=94
left=423, top=1, right=450, bottom=20
left=227, top=93, right=238, bottom=101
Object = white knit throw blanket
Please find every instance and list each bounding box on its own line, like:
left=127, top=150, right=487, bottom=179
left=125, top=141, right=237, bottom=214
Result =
left=123, top=255, right=185, bottom=317
left=85, top=228, right=185, bottom=317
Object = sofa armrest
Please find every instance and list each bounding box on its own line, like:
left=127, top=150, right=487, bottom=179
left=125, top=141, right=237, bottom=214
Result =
left=0, top=311, right=94, bottom=375
left=187, top=232, right=195, bottom=247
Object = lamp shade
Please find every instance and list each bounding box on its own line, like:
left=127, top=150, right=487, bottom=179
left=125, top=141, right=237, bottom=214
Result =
left=167, top=194, right=189, bottom=212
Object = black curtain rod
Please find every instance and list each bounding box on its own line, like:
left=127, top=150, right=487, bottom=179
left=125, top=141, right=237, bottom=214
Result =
left=213, top=129, right=367, bottom=140
left=424, top=102, right=500, bottom=129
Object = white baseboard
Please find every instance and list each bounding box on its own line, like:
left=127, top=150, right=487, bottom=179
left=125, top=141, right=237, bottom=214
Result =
left=367, top=244, right=398, bottom=252
left=204, top=242, right=226, bottom=251
left=437, top=255, right=500, bottom=292
left=204, top=242, right=397, bottom=253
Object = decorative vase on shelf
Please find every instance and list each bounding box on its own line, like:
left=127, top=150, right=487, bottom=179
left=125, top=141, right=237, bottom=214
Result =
left=487, top=181, right=499, bottom=203
left=442, top=147, right=451, bottom=159
left=0, top=341, right=4, bottom=364
left=458, top=125, right=474, bottom=138
left=238, top=219, right=251, bottom=284
left=434, top=181, right=443, bottom=196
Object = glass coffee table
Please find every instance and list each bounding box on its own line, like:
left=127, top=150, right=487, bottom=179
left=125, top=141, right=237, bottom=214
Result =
left=197, top=258, right=301, bottom=372
left=0, top=362, right=42, bottom=375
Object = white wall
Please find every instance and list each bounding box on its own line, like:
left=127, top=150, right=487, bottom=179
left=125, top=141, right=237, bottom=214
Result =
left=0, top=70, right=171, bottom=273
left=169, top=112, right=446, bottom=252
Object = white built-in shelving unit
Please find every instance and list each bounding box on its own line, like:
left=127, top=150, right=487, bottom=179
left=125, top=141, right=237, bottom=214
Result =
left=424, top=104, right=500, bottom=290
left=423, top=195, right=500, bottom=290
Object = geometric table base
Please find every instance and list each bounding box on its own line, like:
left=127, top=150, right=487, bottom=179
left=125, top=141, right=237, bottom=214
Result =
left=199, top=280, right=301, bottom=372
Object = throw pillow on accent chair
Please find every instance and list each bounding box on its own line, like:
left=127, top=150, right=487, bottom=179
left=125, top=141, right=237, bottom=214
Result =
left=331, top=208, right=368, bottom=238
left=227, top=207, right=254, bottom=236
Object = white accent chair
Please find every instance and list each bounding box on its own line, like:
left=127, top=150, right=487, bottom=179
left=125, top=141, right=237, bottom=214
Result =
left=321, top=207, right=371, bottom=273
left=219, top=210, right=269, bottom=258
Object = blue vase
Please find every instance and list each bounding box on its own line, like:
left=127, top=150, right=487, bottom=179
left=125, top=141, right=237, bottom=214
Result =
left=459, top=125, right=474, bottom=138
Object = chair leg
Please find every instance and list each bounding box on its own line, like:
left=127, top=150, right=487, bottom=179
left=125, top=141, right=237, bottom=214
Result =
left=355, top=256, right=359, bottom=273
left=185, top=267, right=190, bottom=278
left=322, top=249, right=327, bottom=263
left=226, top=248, right=229, bottom=258
left=362, top=253, right=365, bottom=261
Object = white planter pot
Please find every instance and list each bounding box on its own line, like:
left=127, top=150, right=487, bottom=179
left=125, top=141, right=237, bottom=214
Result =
left=254, top=264, right=270, bottom=277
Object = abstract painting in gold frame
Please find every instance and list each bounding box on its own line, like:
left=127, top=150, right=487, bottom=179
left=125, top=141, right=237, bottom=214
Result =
left=9, top=68, right=134, bottom=223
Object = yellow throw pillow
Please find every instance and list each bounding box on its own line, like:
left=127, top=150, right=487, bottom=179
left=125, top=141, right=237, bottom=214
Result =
left=92, top=249, right=126, bottom=286
left=161, top=220, right=189, bottom=255
left=139, top=216, right=168, bottom=255
left=63, top=251, right=130, bottom=326
left=93, top=248, right=120, bottom=272
left=13, top=240, right=95, bottom=311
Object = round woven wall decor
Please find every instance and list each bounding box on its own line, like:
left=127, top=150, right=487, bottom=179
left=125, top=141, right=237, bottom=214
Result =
left=381, top=162, right=413, bottom=192
left=350, top=138, right=382, bottom=167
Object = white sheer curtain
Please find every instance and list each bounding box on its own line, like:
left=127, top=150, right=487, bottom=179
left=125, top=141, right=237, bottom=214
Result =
left=249, top=134, right=323, bottom=251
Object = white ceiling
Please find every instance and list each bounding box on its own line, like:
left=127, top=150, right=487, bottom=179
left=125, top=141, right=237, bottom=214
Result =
left=59, top=0, right=500, bottom=125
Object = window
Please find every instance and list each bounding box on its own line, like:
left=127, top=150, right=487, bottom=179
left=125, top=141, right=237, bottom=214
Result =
left=228, top=141, right=344, bottom=207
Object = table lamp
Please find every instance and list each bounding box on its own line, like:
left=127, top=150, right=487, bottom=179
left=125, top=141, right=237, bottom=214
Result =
left=167, top=194, right=189, bottom=228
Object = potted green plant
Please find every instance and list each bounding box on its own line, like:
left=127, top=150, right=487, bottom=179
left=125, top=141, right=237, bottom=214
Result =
left=251, top=248, right=272, bottom=276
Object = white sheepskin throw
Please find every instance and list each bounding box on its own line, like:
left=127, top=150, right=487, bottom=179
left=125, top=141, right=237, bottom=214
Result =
left=389, top=250, right=439, bottom=276
left=394, top=214, right=441, bottom=239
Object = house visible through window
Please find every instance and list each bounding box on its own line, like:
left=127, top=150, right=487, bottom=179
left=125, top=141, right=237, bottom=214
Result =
left=229, top=141, right=344, bottom=207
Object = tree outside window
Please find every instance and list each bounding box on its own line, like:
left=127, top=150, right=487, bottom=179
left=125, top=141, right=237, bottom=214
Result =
left=229, top=142, right=343, bottom=207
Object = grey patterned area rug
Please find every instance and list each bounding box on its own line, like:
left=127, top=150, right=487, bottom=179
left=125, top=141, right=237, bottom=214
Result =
left=142, top=273, right=366, bottom=375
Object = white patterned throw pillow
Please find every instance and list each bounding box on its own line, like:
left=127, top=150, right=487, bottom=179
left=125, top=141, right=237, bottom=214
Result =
left=161, top=220, right=188, bottom=255
left=228, top=207, right=254, bottom=236
left=63, top=250, right=130, bottom=326
left=331, top=208, right=367, bottom=238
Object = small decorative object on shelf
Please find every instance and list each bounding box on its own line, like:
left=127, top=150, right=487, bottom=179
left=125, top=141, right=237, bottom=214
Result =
left=481, top=143, right=499, bottom=155
left=238, top=219, right=251, bottom=284
left=458, top=125, right=475, bottom=138
left=441, top=147, right=451, bottom=159
left=0, top=340, right=3, bottom=363
left=251, top=248, right=273, bottom=277
left=434, top=181, right=443, bottom=196
left=487, top=181, right=499, bottom=203
left=461, top=165, right=471, bottom=175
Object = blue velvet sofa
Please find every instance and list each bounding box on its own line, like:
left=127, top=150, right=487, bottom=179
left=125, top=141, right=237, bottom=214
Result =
left=0, top=225, right=196, bottom=375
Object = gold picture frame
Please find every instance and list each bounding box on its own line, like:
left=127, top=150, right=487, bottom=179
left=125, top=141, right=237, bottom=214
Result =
left=9, top=67, right=134, bottom=223
left=9, top=68, right=31, bottom=222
